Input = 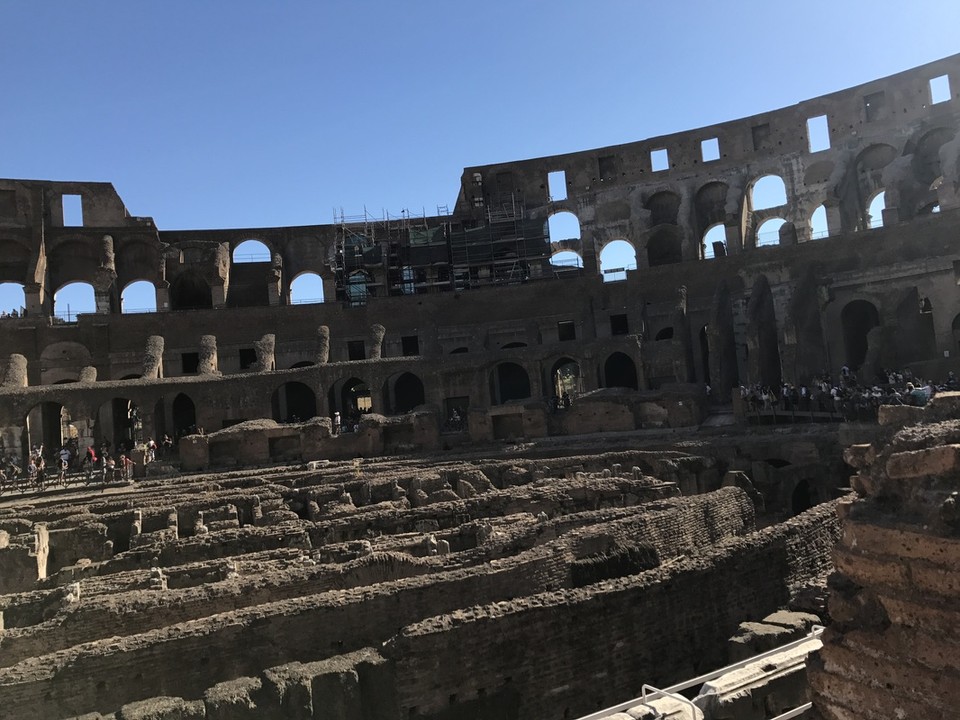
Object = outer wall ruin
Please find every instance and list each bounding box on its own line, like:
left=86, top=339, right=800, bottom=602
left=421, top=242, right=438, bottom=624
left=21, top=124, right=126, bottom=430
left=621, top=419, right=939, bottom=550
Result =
left=0, top=55, right=958, bottom=461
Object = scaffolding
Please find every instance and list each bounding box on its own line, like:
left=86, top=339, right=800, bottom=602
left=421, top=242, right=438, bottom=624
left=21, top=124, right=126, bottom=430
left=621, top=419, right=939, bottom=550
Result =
left=448, top=192, right=548, bottom=291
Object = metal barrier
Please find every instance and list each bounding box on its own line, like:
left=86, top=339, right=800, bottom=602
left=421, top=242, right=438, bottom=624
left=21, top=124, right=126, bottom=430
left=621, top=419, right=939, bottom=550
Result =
left=575, top=626, right=824, bottom=720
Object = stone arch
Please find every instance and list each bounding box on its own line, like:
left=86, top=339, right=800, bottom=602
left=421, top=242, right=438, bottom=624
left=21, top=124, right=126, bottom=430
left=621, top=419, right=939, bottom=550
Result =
left=232, top=239, right=272, bottom=263
left=120, top=279, right=157, bottom=313
left=694, top=181, right=729, bottom=236
left=550, top=357, right=582, bottom=398
left=645, top=191, right=681, bottom=226
left=550, top=250, right=583, bottom=270
left=271, top=381, right=317, bottom=423
left=0, top=281, right=26, bottom=314
left=172, top=393, right=197, bottom=437
left=909, top=127, right=955, bottom=186
left=599, top=239, right=636, bottom=281
left=702, top=224, right=726, bottom=259
left=290, top=271, right=325, bottom=305
left=95, top=397, right=140, bottom=452
left=53, top=281, right=96, bottom=321
left=603, top=352, right=638, bottom=390
left=810, top=204, right=829, bottom=239
left=546, top=211, right=581, bottom=242
left=389, top=372, right=426, bottom=414
left=655, top=327, right=674, bottom=341
left=840, top=299, right=880, bottom=370
left=749, top=175, right=787, bottom=210
left=290, top=360, right=315, bottom=369
left=24, top=400, right=75, bottom=459
left=647, top=227, right=683, bottom=267
left=169, top=270, right=213, bottom=311
left=47, top=240, right=100, bottom=292
left=40, top=341, right=92, bottom=385
left=867, top=190, right=886, bottom=228
left=0, top=238, right=32, bottom=285
left=115, top=240, right=161, bottom=287
left=756, top=218, right=788, bottom=247
left=329, top=377, right=372, bottom=420
left=490, top=362, right=531, bottom=404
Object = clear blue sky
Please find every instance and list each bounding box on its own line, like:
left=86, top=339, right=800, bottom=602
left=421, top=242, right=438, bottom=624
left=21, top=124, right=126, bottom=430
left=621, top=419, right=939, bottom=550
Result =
left=1, top=2, right=957, bottom=314
left=3, top=1, right=957, bottom=230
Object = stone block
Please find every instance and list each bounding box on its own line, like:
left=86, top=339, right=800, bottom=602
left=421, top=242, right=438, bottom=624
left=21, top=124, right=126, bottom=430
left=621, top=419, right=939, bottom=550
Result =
left=886, top=444, right=960, bottom=479
left=842, top=444, right=875, bottom=469
left=117, top=696, right=205, bottom=720
left=877, top=404, right=923, bottom=427
left=204, top=676, right=263, bottom=720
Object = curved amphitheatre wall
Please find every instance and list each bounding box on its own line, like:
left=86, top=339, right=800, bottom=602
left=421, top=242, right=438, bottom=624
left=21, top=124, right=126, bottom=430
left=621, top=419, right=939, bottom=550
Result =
left=0, top=55, right=958, bottom=460
left=0, top=56, right=957, bottom=720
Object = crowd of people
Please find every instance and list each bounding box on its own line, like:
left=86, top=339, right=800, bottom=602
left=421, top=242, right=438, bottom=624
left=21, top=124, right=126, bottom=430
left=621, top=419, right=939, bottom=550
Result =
left=0, top=434, right=176, bottom=495
left=739, top=366, right=960, bottom=422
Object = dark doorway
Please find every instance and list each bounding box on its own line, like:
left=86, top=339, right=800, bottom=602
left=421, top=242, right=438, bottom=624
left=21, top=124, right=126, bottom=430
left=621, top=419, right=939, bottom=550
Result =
left=791, top=478, right=814, bottom=515
left=170, top=272, right=213, bottom=311
left=271, top=382, right=317, bottom=423
left=493, top=362, right=531, bottom=404
left=172, top=393, right=197, bottom=436
left=393, top=372, right=425, bottom=413
left=700, top=325, right=711, bottom=386
left=841, top=300, right=880, bottom=369
left=604, top=352, right=638, bottom=390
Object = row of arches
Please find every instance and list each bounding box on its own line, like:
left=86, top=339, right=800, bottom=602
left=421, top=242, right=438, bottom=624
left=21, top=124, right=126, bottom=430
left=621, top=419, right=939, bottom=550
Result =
left=0, top=271, right=327, bottom=317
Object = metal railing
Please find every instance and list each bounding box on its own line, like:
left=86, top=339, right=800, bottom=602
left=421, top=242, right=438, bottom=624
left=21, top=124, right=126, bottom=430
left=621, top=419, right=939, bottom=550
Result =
left=575, top=626, right=824, bottom=720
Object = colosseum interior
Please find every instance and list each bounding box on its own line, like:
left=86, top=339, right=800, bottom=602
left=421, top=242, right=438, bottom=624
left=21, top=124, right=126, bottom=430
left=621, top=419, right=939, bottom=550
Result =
left=0, top=54, right=958, bottom=720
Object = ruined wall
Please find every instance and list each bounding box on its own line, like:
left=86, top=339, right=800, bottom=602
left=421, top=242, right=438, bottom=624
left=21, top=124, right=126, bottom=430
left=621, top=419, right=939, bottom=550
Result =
left=809, top=392, right=960, bottom=720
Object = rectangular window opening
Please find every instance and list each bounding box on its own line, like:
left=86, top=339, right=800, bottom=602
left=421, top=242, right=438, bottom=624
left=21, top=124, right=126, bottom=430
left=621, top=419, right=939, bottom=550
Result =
left=930, top=74, right=951, bottom=104
left=598, top=155, right=617, bottom=180
left=650, top=148, right=669, bottom=172
left=181, top=352, right=199, bottom=374
left=347, top=340, right=366, bottom=361
left=62, top=194, right=83, bottom=226
left=547, top=170, right=567, bottom=201
left=610, top=314, right=629, bottom=336
left=401, top=335, right=420, bottom=356
left=701, top=138, right=720, bottom=162
left=806, top=115, right=830, bottom=152
left=557, top=320, right=576, bottom=342
left=864, top=91, right=885, bottom=122
left=239, top=348, right=257, bottom=370
left=751, top=124, right=771, bottom=151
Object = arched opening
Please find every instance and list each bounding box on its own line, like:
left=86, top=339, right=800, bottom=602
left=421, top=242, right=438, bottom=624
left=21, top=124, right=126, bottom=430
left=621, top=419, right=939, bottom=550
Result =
left=329, top=378, right=372, bottom=425
left=232, top=239, right=271, bottom=263
left=551, top=358, right=581, bottom=400
left=645, top=191, right=681, bottom=226
left=756, top=218, right=787, bottom=247
left=95, top=398, right=141, bottom=453
left=271, top=381, right=317, bottom=423
left=172, top=393, right=198, bottom=437
left=550, top=251, right=583, bottom=270
left=120, top=280, right=157, bottom=314
left=501, top=342, right=527, bottom=349
left=290, top=272, right=325, bottom=304
left=747, top=275, right=782, bottom=388
left=0, top=282, right=26, bottom=316
left=810, top=205, right=829, bottom=239
left=53, top=282, right=96, bottom=322
left=546, top=211, right=581, bottom=242
left=392, top=372, right=426, bottom=413
left=647, top=229, right=682, bottom=267
left=702, top=224, right=726, bottom=259
left=491, top=362, right=531, bottom=404
left=604, top=352, right=638, bottom=390
left=599, top=240, right=637, bottom=281
left=170, top=271, right=213, bottom=311
left=347, top=271, right=371, bottom=307
left=24, top=401, right=74, bottom=461
left=841, top=300, right=880, bottom=369
left=867, top=191, right=886, bottom=228
left=655, top=327, right=674, bottom=341
left=750, top=175, right=787, bottom=210
left=695, top=182, right=729, bottom=242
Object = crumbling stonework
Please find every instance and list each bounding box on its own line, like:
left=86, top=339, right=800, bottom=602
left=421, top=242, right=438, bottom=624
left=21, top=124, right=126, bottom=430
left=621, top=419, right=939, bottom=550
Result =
left=809, top=392, right=960, bottom=720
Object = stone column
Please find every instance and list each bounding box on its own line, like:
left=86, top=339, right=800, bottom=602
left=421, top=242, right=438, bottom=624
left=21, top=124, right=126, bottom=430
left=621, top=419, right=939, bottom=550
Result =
left=369, top=324, right=386, bottom=360
left=316, top=326, right=331, bottom=364
left=143, top=336, right=164, bottom=379
left=198, top=335, right=220, bottom=375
